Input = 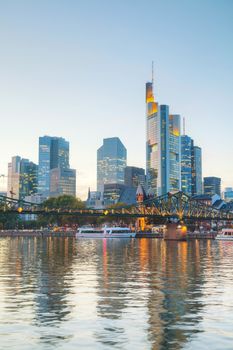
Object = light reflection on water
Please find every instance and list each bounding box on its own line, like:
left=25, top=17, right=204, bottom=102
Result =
left=0, top=237, right=233, bottom=349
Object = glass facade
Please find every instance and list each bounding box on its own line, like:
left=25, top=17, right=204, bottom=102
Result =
left=38, top=136, right=52, bottom=197
left=97, top=137, right=127, bottom=192
left=38, top=136, right=70, bottom=197
left=50, top=168, right=76, bottom=197
left=192, top=146, right=202, bottom=195
left=168, top=115, right=181, bottom=192
left=224, top=188, right=233, bottom=202
left=160, top=105, right=169, bottom=194
left=103, top=183, right=126, bottom=207
left=146, top=82, right=160, bottom=195
left=124, top=166, right=145, bottom=188
left=181, top=135, right=193, bottom=196
left=19, top=159, right=38, bottom=200
left=204, top=177, right=221, bottom=196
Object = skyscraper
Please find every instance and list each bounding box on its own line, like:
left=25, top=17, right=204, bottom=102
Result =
left=160, top=105, right=169, bottom=194
left=181, top=135, right=193, bottom=196
left=97, top=137, right=127, bottom=192
left=19, top=159, right=38, bottom=200
left=124, top=166, right=146, bottom=188
left=146, top=73, right=181, bottom=196
left=168, top=114, right=181, bottom=192
left=146, top=80, right=160, bottom=195
left=7, top=156, right=37, bottom=200
left=204, top=177, right=221, bottom=196
left=181, top=134, right=202, bottom=197
left=192, top=146, right=202, bottom=195
left=38, top=136, right=75, bottom=198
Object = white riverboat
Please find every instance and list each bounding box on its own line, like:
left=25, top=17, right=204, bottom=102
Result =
left=76, top=226, right=136, bottom=238
left=216, top=229, right=233, bottom=241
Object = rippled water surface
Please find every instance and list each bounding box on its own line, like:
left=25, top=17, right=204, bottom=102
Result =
left=0, top=237, right=233, bottom=349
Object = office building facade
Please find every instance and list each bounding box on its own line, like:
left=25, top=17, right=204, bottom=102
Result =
left=97, top=137, right=127, bottom=192
left=204, top=177, right=221, bottom=196
left=38, top=136, right=69, bottom=197
left=50, top=168, right=76, bottom=197
left=124, top=166, right=146, bottom=188
left=224, top=187, right=233, bottom=202
left=181, top=135, right=193, bottom=196
left=146, top=81, right=160, bottom=195
left=7, top=156, right=21, bottom=199
left=7, top=156, right=37, bottom=200
left=19, top=159, right=38, bottom=200
left=168, top=114, right=181, bottom=192
left=38, top=136, right=75, bottom=198
left=146, top=77, right=181, bottom=196
left=192, top=146, right=202, bottom=195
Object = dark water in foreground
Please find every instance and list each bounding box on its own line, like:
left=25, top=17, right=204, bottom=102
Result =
left=0, top=237, right=233, bottom=350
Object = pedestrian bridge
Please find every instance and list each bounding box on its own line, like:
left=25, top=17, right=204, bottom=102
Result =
left=0, top=192, right=232, bottom=222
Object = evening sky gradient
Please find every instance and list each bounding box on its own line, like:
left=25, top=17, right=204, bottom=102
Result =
left=0, top=0, right=232, bottom=198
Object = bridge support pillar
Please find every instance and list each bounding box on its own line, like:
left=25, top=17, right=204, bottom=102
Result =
left=137, top=217, right=145, bottom=231
left=164, top=223, right=187, bottom=240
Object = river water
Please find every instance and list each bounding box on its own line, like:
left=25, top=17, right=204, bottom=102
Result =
left=0, top=237, right=233, bottom=350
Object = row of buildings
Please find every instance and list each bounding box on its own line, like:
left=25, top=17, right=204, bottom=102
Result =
left=4, top=74, right=232, bottom=208
left=7, top=136, right=76, bottom=201
left=90, top=75, right=230, bottom=208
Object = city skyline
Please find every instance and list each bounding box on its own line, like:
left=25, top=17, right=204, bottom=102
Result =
left=0, top=1, right=233, bottom=199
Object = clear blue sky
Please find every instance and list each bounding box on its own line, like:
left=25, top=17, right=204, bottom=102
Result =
left=0, top=0, right=232, bottom=198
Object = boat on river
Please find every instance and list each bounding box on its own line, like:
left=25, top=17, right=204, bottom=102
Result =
left=216, top=228, right=233, bottom=241
left=76, top=226, right=136, bottom=238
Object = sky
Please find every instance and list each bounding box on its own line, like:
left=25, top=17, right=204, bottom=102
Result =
left=0, top=0, right=232, bottom=199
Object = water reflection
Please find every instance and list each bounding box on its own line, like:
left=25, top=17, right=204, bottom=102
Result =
left=0, top=237, right=232, bottom=349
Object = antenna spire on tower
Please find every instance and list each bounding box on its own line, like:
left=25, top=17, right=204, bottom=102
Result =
left=183, top=117, right=186, bottom=135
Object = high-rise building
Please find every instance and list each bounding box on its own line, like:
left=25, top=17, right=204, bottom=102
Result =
left=204, top=177, right=221, bottom=196
left=124, top=166, right=146, bottom=188
left=146, top=81, right=160, bottom=195
left=50, top=168, right=76, bottom=197
left=146, top=75, right=181, bottom=196
left=192, top=146, right=202, bottom=195
left=160, top=105, right=169, bottom=194
left=168, top=114, right=181, bottom=192
left=97, top=137, right=127, bottom=192
left=7, top=156, right=37, bottom=200
left=19, top=159, right=38, bottom=200
left=38, top=136, right=75, bottom=198
left=38, top=136, right=53, bottom=197
left=7, top=156, right=21, bottom=199
left=181, top=134, right=202, bottom=197
left=181, top=135, right=193, bottom=196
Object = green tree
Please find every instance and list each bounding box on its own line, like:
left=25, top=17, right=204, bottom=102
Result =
left=39, top=195, right=86, bottom=227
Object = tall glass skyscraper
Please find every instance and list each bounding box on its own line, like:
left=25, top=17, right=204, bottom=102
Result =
left=181, top=135, right=193, bottom=196
left=97, top=137, right=127, bottom=192
left=38, top=136, right=74, bottom=198
left=160, top=105, right=169, bottom=194
left=19, top=159, right=38, bottom=200
left=192, top=146, right=202, bottom=195
left=168, top=114, right=181, bottom=192
left=146, top=80, right=181, bottom=196
left=146, top=81, right=160, bottom=195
